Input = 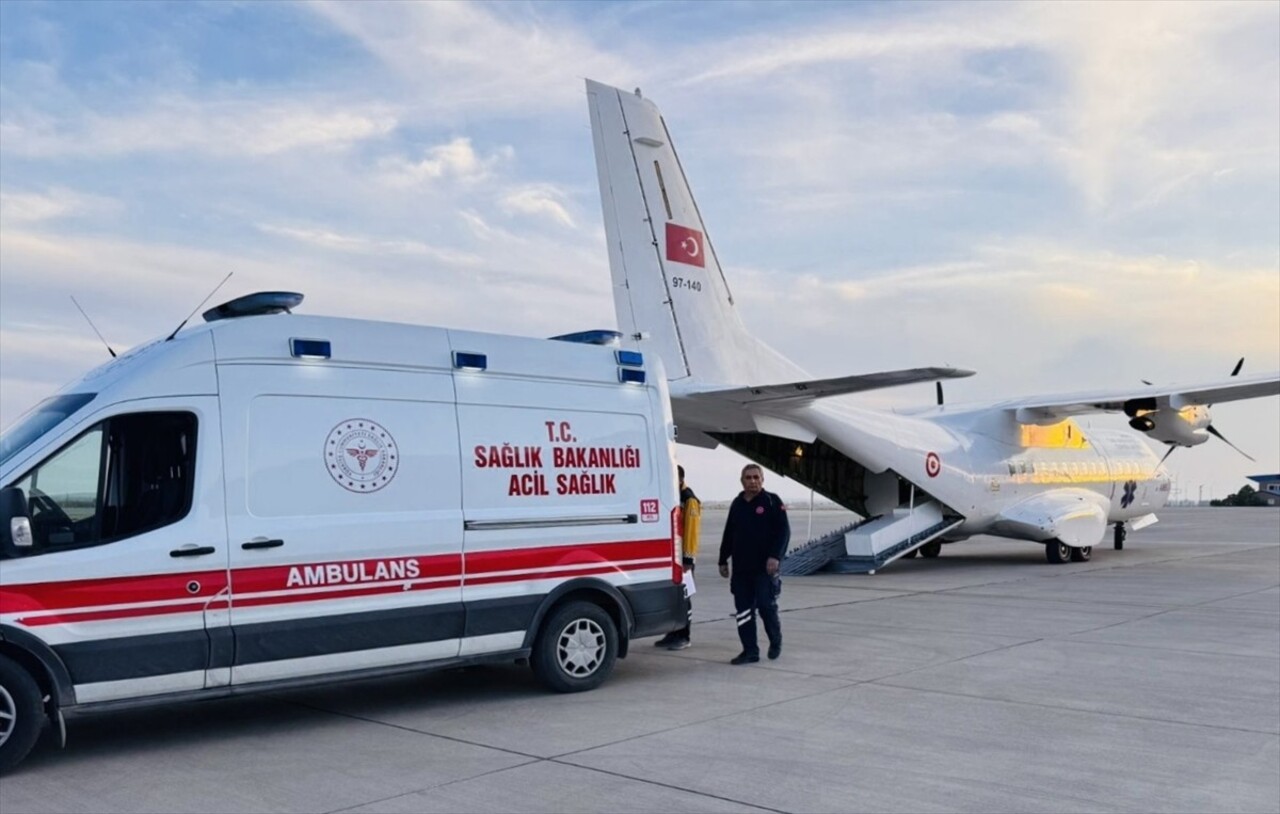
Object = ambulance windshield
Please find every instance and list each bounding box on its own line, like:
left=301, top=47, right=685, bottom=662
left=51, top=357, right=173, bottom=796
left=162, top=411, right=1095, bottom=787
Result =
left=0, top=393, right=96, bottom=468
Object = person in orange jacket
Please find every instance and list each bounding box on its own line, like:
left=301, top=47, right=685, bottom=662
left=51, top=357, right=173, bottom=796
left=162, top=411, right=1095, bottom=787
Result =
left=655, top=465, right=700, bottom=650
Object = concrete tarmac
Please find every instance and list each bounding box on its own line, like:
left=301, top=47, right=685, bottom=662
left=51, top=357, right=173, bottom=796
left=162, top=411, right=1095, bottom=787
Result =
left=2, top=507, right=1277, bottom=813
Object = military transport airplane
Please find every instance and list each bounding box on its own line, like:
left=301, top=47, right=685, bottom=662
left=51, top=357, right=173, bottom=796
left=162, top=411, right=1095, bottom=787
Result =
left=585, top=79, right=1280, bottom=570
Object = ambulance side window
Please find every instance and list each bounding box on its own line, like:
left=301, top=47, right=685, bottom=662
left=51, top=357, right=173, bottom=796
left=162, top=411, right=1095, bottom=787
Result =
left=9, top=411, right=197, bottom=554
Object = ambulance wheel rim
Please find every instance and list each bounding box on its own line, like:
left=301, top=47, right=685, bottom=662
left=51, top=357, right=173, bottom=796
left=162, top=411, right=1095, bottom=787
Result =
left=0, top=684, right=15, bottom=749
left=557, top=619, right=606, bottom=676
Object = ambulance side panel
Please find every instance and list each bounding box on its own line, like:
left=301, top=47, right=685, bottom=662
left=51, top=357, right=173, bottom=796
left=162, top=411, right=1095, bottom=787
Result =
left=451, top=331, right=680, bottom=655
left=214, top=322, right=466, bottom=686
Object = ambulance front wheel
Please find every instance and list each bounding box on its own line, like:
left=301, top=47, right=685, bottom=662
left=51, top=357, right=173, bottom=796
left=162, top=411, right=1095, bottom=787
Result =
left=531, top=600, right=618, bottom=693
left=0, top=655, right=45, bottom=773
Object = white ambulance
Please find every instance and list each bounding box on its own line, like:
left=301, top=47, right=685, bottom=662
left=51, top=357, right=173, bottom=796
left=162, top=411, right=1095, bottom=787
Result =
left=0, top=292, right=685, bottom=771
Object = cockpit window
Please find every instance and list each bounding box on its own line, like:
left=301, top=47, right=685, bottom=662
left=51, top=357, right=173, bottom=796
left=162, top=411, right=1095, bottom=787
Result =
left=0, top=393, right=96, bottom=468
left=5, top=411, right=196, bottom=556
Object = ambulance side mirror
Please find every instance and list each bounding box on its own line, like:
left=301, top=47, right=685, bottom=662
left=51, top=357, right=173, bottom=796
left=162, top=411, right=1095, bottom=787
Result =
left=0, top=486, right=33, bottom=555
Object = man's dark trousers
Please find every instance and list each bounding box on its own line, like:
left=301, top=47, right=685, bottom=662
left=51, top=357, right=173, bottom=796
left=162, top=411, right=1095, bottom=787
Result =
left=731, top=571, right=781, bottom=657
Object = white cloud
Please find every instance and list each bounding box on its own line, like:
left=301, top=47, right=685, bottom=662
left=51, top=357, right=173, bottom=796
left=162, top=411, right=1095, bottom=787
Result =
left=256, top=223, right=482, bottom=266
left=499, top=184, right=575, bottom=227
left=308, top=1, right=637, bottom=115
left=376, top=137, right=512, bottom=187
left=1, top=97, right=398, bottom=158
left=0, top=187, right=120, bottom=225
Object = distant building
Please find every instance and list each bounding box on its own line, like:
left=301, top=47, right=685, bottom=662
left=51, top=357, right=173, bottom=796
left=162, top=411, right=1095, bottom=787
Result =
left=1246, top=474, right=1280, bottom=507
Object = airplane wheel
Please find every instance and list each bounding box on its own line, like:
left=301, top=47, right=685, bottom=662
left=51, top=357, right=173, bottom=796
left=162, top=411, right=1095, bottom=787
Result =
left=1070, top=546, right=1092, bottom=562
left=920, top=540, right=942, bottom=558
left=1113, top=524, right=1126, bottom=551
left=904, top=548, right=919, bottom=558
left=1045, top=541, right=1070, bottom=564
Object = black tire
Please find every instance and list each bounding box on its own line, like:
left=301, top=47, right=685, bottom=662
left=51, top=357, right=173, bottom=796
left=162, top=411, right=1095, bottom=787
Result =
left=1070, top=546, right=1093, bottom=562
left=1045, top=540, right=1070, bottom=564
left=531, top=601, right=618, bottom=693
left=1114, top=524, right=1126, bottom=550
left=0, top=655, right=44, bottom=774
left=903, top=548, right=919, bottom=559
left=920, top=540, right=942, bottom=559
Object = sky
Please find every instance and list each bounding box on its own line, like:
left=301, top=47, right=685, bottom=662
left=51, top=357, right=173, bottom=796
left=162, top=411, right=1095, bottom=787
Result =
left=1, top=0, right=1277, bottom=508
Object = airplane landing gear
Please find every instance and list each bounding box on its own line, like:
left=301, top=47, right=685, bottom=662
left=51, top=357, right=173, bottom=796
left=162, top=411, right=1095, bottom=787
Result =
left=919, top=540, right=942, bottom=558
left=1070, top=546, right=1092, bottom=562
left=1114, top=523, right=1126, bottom=550
left=1045, top=540, right=1070, bottom=564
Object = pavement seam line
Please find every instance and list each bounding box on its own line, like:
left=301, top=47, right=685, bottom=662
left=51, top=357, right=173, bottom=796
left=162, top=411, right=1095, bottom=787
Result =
left=867, top=680, right=1280, bottom=736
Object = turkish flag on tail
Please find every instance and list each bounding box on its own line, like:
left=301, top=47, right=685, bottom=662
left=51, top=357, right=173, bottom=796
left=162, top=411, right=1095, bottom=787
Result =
left=665, top=222, right=705, bottom=268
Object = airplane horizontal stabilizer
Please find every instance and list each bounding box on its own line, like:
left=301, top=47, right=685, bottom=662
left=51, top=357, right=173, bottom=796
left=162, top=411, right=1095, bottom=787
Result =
left=1008, top=371, right=1280, bottom=423
left=687, top=367, right=976, bottom=406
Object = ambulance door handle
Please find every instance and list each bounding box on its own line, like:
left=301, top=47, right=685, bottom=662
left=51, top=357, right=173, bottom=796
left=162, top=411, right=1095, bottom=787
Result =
left=241, top=538, right=284, bottom=550
left=170, top=545, right=217, bottom=558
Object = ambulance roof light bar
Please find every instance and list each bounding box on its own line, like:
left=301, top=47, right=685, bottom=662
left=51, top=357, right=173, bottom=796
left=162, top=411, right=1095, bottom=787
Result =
left=203, top=291, right=303, bottom=323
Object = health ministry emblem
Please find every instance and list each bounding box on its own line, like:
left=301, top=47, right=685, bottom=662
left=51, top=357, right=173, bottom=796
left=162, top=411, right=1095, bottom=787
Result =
left=326, top=419, right=398, bottom=493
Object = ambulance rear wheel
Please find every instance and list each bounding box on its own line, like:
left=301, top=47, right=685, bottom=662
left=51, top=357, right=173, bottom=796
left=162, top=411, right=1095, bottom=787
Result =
left=0, top=655, right=44, bottom=773
left=1070, top=546, right=1092, bottom=562
left=1045, top=541, right=1070, bottom=564
left=531, top=601, right=617, bottom=693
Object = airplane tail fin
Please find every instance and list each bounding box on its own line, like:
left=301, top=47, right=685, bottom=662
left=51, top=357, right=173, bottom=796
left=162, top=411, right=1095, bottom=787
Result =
left=587, top=80, right=803, bottom=389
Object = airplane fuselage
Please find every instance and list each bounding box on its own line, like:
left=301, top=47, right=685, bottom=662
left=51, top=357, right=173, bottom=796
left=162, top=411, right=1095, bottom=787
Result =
left=801, top=399, right=1170, bottom=542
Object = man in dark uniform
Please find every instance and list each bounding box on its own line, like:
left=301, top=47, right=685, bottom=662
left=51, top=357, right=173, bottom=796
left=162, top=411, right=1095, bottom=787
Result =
left=718, top=463, right=790, bottom=665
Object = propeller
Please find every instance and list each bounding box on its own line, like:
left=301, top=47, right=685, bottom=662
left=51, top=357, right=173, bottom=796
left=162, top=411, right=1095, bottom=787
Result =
left=1203, top=357, right=1252, bottom=459
left=1206, top=425, right=1255, bottom=461
left=1149, top=357, right=1251, bottom=465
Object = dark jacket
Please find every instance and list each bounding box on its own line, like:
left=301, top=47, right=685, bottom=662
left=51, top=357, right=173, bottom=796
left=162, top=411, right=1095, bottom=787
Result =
left=718, top=489, right=790, bottom=574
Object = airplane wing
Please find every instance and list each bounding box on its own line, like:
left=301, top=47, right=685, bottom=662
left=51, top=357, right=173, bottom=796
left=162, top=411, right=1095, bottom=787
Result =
left=1006, top=371, right=1280, bottom=423
left=686, top=367, right=975, bottom=406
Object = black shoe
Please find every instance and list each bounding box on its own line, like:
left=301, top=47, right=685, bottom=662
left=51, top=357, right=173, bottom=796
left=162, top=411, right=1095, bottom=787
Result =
left=664, top=638, right=691, bottom=651
left=653, top=633, right=679, bottom=648
left=767, top=642, right=782, bottom=660
left=730, top=652, right=759, bottom=665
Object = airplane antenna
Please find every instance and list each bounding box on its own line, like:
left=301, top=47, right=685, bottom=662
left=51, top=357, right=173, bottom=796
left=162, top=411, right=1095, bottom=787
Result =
left=165, top=272, right=233, bottom=342
left=935, top=381, right=944, bottom=406
left=70, top=296, right=117, bottom=358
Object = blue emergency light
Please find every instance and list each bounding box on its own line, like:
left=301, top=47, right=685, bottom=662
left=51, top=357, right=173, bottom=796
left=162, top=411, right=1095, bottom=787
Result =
left=289, top=338, right=331, bottom=360
left=453, top=351, right=488, bottom=371
left=615, top=350, right=644, bottom=367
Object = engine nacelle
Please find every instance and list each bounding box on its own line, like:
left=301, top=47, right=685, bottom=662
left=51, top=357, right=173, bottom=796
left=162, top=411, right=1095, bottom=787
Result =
left=1128, top=406, right=1211, bottom=447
